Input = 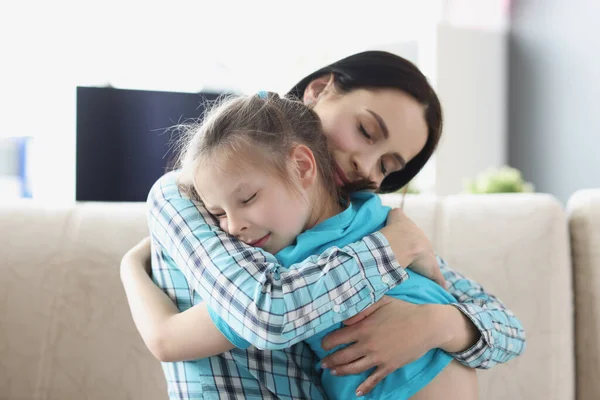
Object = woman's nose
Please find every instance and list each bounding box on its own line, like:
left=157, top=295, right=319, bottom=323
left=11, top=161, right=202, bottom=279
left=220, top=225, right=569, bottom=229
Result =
left=352, top=157, right=376, bottom=181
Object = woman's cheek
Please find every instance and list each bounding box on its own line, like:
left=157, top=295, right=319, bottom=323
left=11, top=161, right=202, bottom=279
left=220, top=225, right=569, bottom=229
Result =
left=324, top=120, right=356, bottom=153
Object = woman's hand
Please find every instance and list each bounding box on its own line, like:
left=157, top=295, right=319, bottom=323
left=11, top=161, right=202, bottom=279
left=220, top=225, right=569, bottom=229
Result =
left=320, top=296, right=475, bottom=397
left=379, top=208, right=445, bottom=287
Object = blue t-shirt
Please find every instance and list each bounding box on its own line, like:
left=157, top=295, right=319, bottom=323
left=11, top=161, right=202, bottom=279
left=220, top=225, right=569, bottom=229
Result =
left=209, top=192, right=454, bottom=400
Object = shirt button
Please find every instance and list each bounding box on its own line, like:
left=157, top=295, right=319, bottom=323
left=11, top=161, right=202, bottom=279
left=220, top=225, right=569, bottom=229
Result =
left=333, top=305, right=341, bottom=313
left=381, top=275, right=390, bottom=284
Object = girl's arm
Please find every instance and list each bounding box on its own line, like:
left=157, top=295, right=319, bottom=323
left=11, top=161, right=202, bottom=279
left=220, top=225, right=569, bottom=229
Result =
left=120, top=238, right=234, bottom=362
left=439, top=256, right=526, bottom=368
left=148, top=171, right=419, bottom=350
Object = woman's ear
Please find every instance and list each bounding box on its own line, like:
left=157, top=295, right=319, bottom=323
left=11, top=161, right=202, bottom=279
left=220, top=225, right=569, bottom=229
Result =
left=303, top=73, right=335, bottom=106
left=289, top=145, right=318, bottom=189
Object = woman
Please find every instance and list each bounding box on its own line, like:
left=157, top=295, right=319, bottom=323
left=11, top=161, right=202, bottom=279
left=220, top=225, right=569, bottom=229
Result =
left=122, top=51, right=525, bottom=398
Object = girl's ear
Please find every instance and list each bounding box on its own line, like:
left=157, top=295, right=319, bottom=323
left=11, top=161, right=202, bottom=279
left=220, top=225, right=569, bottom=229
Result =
left=303, top=73, right=335, bottom=106
left=289, top=144, right=318, bottom=189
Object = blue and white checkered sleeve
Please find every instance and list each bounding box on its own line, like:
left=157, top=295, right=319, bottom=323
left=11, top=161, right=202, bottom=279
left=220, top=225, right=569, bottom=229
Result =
left=147, top=171, right=408, bottom=350
left=438, top=256, right=526, bottom=369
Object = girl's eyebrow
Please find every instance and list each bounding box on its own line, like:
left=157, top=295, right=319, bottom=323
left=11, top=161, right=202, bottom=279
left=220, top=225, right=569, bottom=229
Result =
left=232, top=182, right=249, bottom=195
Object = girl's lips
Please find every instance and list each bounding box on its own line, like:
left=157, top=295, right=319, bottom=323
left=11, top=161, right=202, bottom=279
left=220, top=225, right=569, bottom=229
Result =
left=250, top=233, right=271, bottom=248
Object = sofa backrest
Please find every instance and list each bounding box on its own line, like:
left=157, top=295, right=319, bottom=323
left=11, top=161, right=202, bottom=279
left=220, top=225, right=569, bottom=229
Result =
left=0, top=193, right=574, bottom=400
left=0, top=202, right=166, bottom=400
left=567, top=189, right=600, bottom=400
left=381, top=193, right=574, bottom=400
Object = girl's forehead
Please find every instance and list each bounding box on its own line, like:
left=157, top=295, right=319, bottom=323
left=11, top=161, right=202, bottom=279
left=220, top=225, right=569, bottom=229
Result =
left=195, top=154, right=277, bottom=189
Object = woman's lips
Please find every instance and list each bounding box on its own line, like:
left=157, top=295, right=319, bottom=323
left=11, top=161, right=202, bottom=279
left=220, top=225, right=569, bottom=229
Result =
left=333, top=163, right=351, bottom=186
left=250, top=233, right=271, bottom=248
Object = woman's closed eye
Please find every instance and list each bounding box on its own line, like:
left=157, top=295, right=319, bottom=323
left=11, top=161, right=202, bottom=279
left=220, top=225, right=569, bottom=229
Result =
left=358, top=123, right=388, bottom=175
left=358, top=123, right=372, bottom=142
left=380, top=160, right=387, bottom=176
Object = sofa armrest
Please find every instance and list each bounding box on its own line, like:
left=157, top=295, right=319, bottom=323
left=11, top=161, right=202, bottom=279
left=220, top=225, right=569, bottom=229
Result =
left=567, top=189, right=600, bottom=400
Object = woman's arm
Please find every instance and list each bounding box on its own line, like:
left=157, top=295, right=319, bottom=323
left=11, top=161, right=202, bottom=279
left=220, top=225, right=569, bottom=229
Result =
left=148, top=171, right=431, bottom=350
left=318, top=256, right=526, bottom=395
left=120, top=238, right=234, bottom=362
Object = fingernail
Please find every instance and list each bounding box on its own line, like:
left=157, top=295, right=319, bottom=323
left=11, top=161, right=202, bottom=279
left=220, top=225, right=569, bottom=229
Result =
left=321, top=362, right=328, bottom=369
left=331, top=369, right=338, bottom=376
left=356, top=391, right=364, bottom=397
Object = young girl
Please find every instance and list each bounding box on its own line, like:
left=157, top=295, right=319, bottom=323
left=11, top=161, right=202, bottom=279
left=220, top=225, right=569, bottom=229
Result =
left=122, top=92, right=478, bottom=399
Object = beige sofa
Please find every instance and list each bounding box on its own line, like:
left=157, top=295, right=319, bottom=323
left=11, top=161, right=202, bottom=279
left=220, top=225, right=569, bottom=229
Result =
left=0, top=189, right=598, bottom=400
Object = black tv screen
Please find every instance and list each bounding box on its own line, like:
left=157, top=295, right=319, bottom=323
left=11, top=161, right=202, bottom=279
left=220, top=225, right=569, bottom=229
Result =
left=76, top=86, right=223, bottom=202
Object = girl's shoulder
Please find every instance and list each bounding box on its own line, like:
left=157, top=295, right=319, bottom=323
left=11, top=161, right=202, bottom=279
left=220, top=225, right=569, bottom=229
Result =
left=350, top=191, right=382, bottom=206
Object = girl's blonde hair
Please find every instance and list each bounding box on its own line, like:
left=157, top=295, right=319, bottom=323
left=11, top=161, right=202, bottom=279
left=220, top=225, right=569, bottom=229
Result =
left=175, top=92, right=338, bottom=202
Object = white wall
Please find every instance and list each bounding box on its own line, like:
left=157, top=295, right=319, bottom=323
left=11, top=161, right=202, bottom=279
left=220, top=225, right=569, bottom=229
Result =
left=435, top=23, right=508, bottom=195
left=3, top=1, right=510, bottom=201
left=1, top=0, right=445, bottom=203
left=509, top=0, right=600, bottom=203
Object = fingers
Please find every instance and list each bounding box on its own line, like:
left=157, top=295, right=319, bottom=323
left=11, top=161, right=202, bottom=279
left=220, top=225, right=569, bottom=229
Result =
left=321, top=324, right=358, bottom=351
left=321, top=343, right=364, bottom=369
left=434, top=269, right=446, bottom=288
left=330, top=356, right=376, bottom=376
left=343, top=298, right=387, bottom=326
left=428, top=256, right=446, bottom=288
left=342, top=312, right=367, bottom=326
left=385, top=208, right=406, bottom=225
left=355, top=366, right=393, bottom=397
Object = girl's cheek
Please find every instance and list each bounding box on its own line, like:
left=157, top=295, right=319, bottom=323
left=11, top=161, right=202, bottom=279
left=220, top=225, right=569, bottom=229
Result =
left=219, top=219, right=228, bottom=233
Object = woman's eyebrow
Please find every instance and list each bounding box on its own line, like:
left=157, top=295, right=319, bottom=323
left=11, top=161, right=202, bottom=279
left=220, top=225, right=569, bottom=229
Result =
left=366, top=109, right=389, bottom=139
left=366, top=109, right=407, bottom=168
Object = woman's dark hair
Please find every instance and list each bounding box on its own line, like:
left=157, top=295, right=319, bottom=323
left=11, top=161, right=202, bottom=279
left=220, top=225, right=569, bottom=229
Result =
left=288, top=51, right=443, bottom=194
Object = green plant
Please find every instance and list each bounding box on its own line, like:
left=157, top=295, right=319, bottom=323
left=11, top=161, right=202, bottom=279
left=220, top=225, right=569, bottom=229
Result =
left=463, top=166, right=534, bottom=194
left=396, top=181, right=420, bottom=194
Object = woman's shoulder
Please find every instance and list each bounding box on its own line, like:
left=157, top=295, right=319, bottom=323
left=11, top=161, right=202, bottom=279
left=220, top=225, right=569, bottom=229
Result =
left=147, top=170, right=186, bottom=203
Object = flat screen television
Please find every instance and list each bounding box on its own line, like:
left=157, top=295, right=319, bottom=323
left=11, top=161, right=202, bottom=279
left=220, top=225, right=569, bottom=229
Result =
left=76, top=86, right=223, bottom=202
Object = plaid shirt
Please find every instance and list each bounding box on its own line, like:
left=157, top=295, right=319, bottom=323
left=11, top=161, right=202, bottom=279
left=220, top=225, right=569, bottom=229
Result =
left=152, top=251, right=327, bottom=399
left=148, top=171, right=525, bottom=399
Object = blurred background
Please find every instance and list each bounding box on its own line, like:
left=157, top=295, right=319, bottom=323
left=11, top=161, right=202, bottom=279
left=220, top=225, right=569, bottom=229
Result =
left=0, top=0, right=597, bottom=204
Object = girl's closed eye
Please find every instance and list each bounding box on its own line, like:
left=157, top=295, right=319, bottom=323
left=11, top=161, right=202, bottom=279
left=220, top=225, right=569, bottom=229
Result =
left=242, top=192, right=258, bottom=205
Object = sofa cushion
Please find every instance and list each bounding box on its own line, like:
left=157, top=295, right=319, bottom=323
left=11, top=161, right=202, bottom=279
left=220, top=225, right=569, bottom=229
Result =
left=0, top=193, right=575, bottom=400
left=0, top=201, right=166, bottom=400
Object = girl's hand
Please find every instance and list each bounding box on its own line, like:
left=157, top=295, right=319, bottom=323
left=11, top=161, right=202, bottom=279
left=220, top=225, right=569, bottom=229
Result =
left=121, top=237, right=152, bottom=275
left=379, top=208, right=445, bottom=287
left=320, top=296, right=457, bottom=397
